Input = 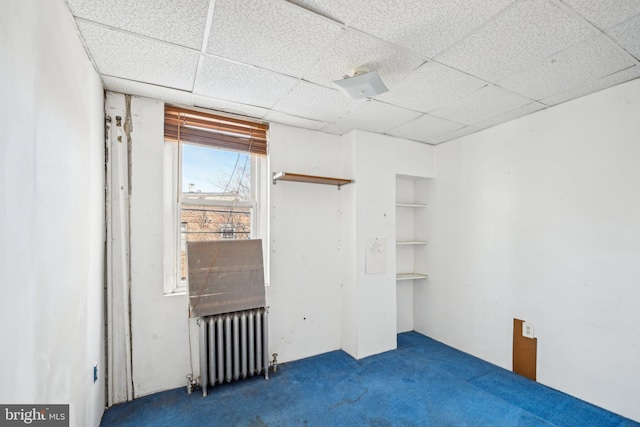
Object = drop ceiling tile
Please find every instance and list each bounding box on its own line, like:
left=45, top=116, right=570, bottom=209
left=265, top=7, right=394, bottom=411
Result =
left=386, top=114, right=466, bottom=143
left=103, top=76, right=196, bottom=105
left=499, top=36, right=636, bottom=100
left=103, top=76, right=271, bottom=120
left=323, top=101, right=422, bottom=135
left=271, top=80, right=364, bottom=122
left=376, top=62, right=487, bottom=113
left=430, top=85, right=533, bottom=125
left=76, top=21, right=199, bottom=91
left=606, top=14, right=640, bottom=60
left=286, top=0, right=368, bottom=24
left=263, top=111, right=329, bottom=131
left=192, top=96, right=270, bottom=119
left=540, top=65, right=640, bottom=106
left=428, top=126, right=482, bottom=145
left=561, top=0, right=640, bottom=29
left=68, top=0, right=209, bottom=49
left=348, top=0, right=516, bottom=58
left=303, top=29, right=424, bottom=89
left=193, top=56, right=299, bottom=108
left=474, top=102, right=546, bottom=129
left=437, top=0, right=594, bottom=83
left=207, top=0, right=343, bottom=77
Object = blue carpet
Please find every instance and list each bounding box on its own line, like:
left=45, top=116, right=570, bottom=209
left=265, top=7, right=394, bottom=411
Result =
left=101, top=332, right=638, bottom=426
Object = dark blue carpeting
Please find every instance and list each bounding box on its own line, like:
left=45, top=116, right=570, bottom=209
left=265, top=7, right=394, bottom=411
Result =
left=101, top=332, right=638, bottom=426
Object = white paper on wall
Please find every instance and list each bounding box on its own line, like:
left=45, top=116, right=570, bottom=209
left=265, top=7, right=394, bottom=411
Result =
left=365, top=238, right=387, bottom=274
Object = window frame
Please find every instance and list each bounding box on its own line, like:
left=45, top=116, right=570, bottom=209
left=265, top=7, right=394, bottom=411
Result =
left=163, top=139, right=268, bottom=295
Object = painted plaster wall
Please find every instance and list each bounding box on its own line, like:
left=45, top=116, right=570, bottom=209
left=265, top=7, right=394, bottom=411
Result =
left=418, top=78, right=640, bottom=421
left=268, top=124, right=345, bottom=363
left=106, top=105, right=349, bottom=394
left=341, top=131, right=434, bottom=359
left=0, top=1, right=105, bottom=426
left=103, top=95, right=194, bottom=398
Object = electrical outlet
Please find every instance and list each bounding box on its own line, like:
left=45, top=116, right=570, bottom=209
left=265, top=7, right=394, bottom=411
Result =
left=522, top=322, right=534, bottom=339
left=93, top=364, right=98, bottom=383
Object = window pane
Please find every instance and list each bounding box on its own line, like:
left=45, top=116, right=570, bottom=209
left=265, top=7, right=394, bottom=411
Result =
left=181, top=143, right=251, bottom=201
left=180, top=143, right=254, bottom=286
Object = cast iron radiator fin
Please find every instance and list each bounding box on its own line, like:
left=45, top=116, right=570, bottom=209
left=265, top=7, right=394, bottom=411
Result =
left=199, top=308, right=269, bottom=397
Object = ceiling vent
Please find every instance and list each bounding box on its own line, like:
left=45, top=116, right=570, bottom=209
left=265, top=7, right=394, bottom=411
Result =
left=332, top=67, right=389, bottom=100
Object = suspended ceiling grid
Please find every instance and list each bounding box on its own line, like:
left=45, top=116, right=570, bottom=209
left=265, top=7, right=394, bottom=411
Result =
left=67, top=0, right=640, bottom=145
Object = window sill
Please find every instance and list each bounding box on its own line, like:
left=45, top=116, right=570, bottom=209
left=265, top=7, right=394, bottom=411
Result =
left=164, top=289, right=187, bottom=297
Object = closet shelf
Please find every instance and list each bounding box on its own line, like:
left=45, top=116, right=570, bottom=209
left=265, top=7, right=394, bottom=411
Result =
left=272, top=172, right=354, bottom=188
left=396, top=273, right=429, bottom=281
left=396, top=203, right=427, bottom=208
left=396, top=241, right=427, bottom=245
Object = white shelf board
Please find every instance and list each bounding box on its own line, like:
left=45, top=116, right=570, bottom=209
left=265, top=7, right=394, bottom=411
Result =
left=396, top=241, right=427, bottom=245
left=396, top=203, right=427, bottom=208
left=396, top=273, right=429, bottom=281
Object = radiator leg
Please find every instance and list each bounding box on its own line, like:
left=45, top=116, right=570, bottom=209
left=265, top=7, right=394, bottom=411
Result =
left=199, top=318, right=208, bottom=397
left=248, top=311, right=255, bottom=376
left=256, top=310, right=263, bottom=375
left=216, top=316, right=224, bottom=385
left=208, top=317, right=216, bottom=388
left=240, top=312, right=247, bottom=379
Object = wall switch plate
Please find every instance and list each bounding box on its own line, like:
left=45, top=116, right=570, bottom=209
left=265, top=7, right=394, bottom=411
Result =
left=522, top=322, right=534, bottom=339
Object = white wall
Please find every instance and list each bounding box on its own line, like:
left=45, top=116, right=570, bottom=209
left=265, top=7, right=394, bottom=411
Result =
left=105, top=94, right=194, bottom=398
left=0, top=1, right=105, bottom=426
left=268, top=124, right=344, bottom=362
left=341, top=130, right=434, bottom=359
left=103, top=108, right=348, bottom=395
left=417, top=78, right=640, bottom=421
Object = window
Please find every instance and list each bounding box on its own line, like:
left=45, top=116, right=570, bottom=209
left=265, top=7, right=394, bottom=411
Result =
left=163, top=106, right=268, bottom=294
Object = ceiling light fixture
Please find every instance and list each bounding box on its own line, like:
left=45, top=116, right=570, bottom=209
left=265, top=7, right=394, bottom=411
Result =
left=332, top=67, right=389, bottom=100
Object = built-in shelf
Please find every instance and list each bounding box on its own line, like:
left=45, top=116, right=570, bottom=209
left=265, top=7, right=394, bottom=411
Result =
left=272, top=172, right=354, bottom=188
left=396, top=273, right=429, bottom=281
left=396, top=241, right=427, bottom=245
left=396, top=203, right=427, bottom=208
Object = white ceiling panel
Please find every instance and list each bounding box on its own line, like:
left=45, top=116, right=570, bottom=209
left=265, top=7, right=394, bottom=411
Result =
left=206, top=0, right=343, bottom=77
left=303, top=29, right=425, bottom=89
left=286, top=0, right=368, bottom=24
left=323, top=101, right=422, bottom=135
left=193, top=56, right=299, bottom=108
left=428, top=126, right=482, bottom=145
left=376, top=62, right=487, bottom=113
left=540, top=65, right=640, bottom=106
left=499, top=36, right=636, bottom=100
left=387, top=114, right=466, bottom=143
left=104, top=76, right=272, bottom=120
left=474, top=102, right=547, bottom=129
left=68, top=0, right=210, bottom=49
left=192, top=95, right=270, bottom=119
left=606, top=14, right=640, bottom=60
left=437, top=0, right=594, bottom=83
left=263, top=111, right=328, bottom=130
left=271, top=80, right=363, bottom=122
left=431, top=86, right=533, bottom=125
left=348, top=0, right=516, bottom=58
left=560, top=0, right=640, bottom=29
left=103, top=76, right=196, bottom=106
left=76, top=21, right=200, bottom=91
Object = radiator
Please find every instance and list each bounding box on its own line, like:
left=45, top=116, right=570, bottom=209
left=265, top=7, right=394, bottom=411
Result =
left=198, top=307, right=269, bottom=396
